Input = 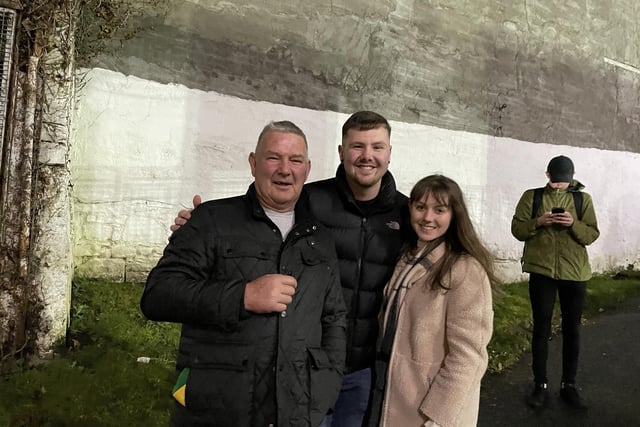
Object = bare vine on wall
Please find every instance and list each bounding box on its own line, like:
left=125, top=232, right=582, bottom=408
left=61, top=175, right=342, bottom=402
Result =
left=1, top=0, right=167, bottom=364
left=75, top=0, right=168, bottom=67
left=18, top=0, right=168, bottom=69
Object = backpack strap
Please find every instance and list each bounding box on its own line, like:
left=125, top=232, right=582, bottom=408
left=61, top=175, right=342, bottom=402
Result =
left=531, top=186, right=584, bottom=220
left=531, top=187, right=544, bottom=219
left=571, top=191, right=584, bottom=221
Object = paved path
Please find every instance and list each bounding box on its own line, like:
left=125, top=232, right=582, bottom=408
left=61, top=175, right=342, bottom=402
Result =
left=478, top=298, right=640, bottom=427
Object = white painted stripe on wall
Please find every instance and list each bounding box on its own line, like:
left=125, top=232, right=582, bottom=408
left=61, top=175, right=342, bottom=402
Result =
left=71, top=68, right=640, bottom=282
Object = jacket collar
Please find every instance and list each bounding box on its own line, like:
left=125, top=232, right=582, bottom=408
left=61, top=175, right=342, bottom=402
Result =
left=334, top=163, right=400, bottom=213
left=393, top=242, right=447, bottom=289
left=245, top=183, right=316, bottom=228
left=544, top=179, right=585, bottom=193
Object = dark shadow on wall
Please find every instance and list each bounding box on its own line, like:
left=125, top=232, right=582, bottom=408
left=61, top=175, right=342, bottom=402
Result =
left=89, top=1, right=640, bottom=154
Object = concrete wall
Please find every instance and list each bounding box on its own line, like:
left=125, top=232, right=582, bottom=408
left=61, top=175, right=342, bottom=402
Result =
left=70, top=0, right=640, bottom=283
left=71, top=68, right=640, bottom=283
left=91, top=0, right=640, bottom=152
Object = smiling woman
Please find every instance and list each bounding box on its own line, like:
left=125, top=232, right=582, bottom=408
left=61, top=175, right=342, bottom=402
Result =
left=409, top=193, right=452, bottom=245
left=367, top=174, right=499, bottom=427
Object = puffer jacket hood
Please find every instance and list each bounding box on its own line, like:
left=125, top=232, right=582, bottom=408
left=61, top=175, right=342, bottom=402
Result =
left=567, top=179, right=585, bottom=192
left=333, top=164, right=401, bottom=214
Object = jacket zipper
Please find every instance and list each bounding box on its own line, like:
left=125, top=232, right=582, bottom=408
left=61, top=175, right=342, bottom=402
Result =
left=348, top=217, right=367, bottom=359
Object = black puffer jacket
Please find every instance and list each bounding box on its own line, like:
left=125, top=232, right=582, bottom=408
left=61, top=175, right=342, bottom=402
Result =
left=305, top=165, right=409, bottom=373
left=141, top=185, right=346, bottom=427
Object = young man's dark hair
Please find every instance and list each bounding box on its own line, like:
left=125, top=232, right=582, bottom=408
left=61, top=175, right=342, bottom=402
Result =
left=341, top=110, right=391, bottom=137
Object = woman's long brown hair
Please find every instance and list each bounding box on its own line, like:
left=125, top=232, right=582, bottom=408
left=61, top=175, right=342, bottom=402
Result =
left=406, top=175, right=499, bottom=291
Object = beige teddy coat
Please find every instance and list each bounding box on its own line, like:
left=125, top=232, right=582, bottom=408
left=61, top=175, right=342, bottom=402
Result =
left=377, top=244, right=494, bottom=427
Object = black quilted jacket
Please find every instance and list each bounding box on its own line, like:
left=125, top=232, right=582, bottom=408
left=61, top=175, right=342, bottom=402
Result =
left=141, top=184, right=346, bottom=427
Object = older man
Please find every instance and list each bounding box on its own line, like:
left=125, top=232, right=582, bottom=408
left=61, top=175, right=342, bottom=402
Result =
left=142, top=121, right=346, bottom=427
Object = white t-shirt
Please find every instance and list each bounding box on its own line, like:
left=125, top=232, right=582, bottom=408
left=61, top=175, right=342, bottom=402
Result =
left=263, top=208, right=295, bottom=241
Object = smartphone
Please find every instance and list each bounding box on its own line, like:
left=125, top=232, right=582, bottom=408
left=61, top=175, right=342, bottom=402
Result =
left=551, top=207, right=565, bottom=214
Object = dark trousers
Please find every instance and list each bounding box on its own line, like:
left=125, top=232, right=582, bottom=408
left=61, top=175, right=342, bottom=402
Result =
left=318, top=368, right=372, bottom=427
left=529, top=273, right=587, bottom=385
left=362, top=359, right=387, bottom=427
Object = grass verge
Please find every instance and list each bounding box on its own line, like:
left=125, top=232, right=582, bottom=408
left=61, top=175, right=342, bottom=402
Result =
left=1, top=273, right=639, bottom=426
left=488, top=271, right=640, bottom=373
left=0, top=279, right=180, bottom=427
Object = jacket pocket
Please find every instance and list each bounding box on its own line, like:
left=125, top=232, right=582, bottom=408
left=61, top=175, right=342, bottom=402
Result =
left=300, top=247, right=327, bottom=266
left=218, top=240, right=275, bottom=279
left=184, top=342, right=254, bottom=418
left=307, top=347, right=342, bottom=423
left=219, top=240, right=273, bottom=260
left=296, top=246, right=332, bottom=282
left=289, top=246, right=332, bottom=295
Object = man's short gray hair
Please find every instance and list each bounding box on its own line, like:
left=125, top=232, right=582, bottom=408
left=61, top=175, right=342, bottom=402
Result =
left=256, top=121, right=308, bottom=151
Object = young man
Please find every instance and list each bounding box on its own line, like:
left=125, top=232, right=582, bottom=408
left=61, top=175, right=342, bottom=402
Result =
left=306, top=112, right=409, bottom=427
left=143, top=121, right=346, bottom=427
left=511, top=155, right=599, bottom=410
left=173, top=112, right=409, bottom=427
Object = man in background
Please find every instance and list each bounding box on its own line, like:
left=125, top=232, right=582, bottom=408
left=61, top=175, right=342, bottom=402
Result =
left=511, top=155, right=599, bottom=411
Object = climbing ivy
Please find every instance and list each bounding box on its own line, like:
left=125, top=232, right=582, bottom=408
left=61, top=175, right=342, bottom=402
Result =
left=17, top=0, right=168, bottom=68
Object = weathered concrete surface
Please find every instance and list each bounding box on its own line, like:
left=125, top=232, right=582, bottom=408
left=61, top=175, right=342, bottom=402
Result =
left=70, top=69, right=640, bottom=283
left=89, top=0, right=640, bottom=153
left=71, top=1, right=640, bottom=283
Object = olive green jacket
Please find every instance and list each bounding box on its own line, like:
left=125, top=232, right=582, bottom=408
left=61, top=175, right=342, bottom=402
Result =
left=511, top=180, right=599, bottom=281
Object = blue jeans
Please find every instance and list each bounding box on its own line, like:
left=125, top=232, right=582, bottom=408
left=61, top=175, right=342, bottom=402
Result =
left=318, top=368, right=372, bottom=427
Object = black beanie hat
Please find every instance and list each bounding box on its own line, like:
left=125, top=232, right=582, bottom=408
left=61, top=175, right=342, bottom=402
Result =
left=547, top=155, right=574, bottom=183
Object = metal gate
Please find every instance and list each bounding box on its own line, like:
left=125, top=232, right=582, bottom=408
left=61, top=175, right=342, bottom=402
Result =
left=0, top=6, right=16, bottom=205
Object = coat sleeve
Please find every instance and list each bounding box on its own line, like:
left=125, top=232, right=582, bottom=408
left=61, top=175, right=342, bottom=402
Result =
left=568, top=192, right=599, bottom=246
left=321, top=256, right=348, bottom=373
left=419, top=259, right=494, bottom=426
left=140, top=205, right=246, bottom=331
left=511, top=189, right=539, bottom=241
